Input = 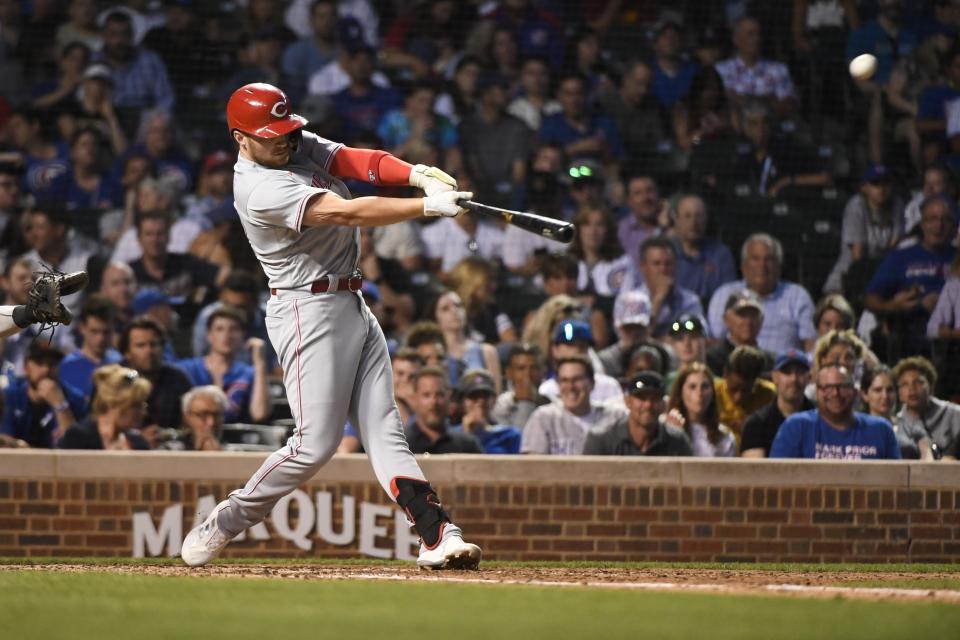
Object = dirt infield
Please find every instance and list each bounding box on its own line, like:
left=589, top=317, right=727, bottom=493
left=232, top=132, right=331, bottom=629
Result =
left=4, top=563, right=959, bottom=602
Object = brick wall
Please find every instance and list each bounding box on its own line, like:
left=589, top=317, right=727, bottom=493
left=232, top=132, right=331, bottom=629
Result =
left=1, top=452, right=958, bottom=562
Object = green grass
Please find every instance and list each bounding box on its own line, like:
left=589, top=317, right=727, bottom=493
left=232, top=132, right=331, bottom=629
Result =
left=1, top=571, right=958, bottom=640
left=2, top=556, right=959, bottom=573
left=839, top=578, right=960, bottom=591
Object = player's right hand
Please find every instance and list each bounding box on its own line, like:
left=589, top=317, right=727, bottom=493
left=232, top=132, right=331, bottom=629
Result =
left=409, top=164, right=458, bottom=196
left=424, top=191, right=472, bottom=217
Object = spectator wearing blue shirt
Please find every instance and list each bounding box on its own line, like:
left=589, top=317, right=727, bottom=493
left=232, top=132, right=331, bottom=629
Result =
left=332, top=46, right=402, bottom=141
left=177, top=306, right=271, bottom=425
left=916, top=47, right=960, bottom=159
left=616, top=236, right=704, bottom=339
left=1, top=343, right=87, bottom=449
left=59, top=295, right=122, bottom=400
left=669, top=194, right=736, bottom=304
left=649, top=18, right=698, bottom=110
left=455, top=369, right=522, bottom=454
left=865, top=194, right=957, bottom=357
left=771, top=364, right=900, bottom=460
left=43, top=128, right=122, bottom=213
left=377, top=80, right=459, bottom=159
left=708, top=233, right=818, bottom=354
left=192, top=270, right=273, bottom=367
left=97, top=10, right=175, bottom=114
left=539, top=73, right=623, bottom=163
left=486, top=0, right=564, bottom=69
left=281, top=0, right=340, bottom=102
left=4, top=109, right=70, bottom=194
left=845, top=0, right=918, bottom=88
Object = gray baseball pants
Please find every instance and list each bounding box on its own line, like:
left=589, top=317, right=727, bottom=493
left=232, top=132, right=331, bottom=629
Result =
left=218, top=288, right=425, bottom=535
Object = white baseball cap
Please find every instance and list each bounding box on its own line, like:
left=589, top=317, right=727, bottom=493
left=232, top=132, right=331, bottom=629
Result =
left=613, top=290, right=652, bottom=328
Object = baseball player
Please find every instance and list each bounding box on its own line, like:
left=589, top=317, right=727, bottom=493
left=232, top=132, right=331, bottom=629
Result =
left=0, top=271, right=88, bottom=338
left=180, top=83, right=481, bottom=570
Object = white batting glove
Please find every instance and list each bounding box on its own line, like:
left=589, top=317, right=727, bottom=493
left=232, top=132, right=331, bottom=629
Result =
left=424, top=191, right=472, bottom=217
left=409, top=164, right=458, bottom=196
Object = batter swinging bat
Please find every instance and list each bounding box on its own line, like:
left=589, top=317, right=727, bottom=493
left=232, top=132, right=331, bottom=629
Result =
left=457, top=199, right=575, bottom=244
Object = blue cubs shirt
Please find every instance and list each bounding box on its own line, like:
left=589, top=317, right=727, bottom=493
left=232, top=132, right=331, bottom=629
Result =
left=770, top=410, right=901, bottom=460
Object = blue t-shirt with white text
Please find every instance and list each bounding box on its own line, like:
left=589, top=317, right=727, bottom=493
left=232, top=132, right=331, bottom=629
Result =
left=770, top=410, right=901, bottom=460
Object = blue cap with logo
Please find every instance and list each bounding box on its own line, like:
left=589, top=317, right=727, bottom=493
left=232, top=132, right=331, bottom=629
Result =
left=773, top=348, right=811, bottom=372
left=553, top=319, right=594, bottom=345
left=132, top=289, right=172, bottom=315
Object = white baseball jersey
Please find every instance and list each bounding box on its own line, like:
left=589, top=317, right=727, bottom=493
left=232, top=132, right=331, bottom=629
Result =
left=233, top=131, right=359, bottom=289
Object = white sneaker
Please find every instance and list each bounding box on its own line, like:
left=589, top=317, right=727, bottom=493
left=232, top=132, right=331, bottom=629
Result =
left=416, top=524, right=482, bottom=570
left=181, top=500, right=232, bottom=567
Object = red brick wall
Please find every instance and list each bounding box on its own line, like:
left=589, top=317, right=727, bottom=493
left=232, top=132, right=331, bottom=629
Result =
left=1, top=463, right=958, bottom=562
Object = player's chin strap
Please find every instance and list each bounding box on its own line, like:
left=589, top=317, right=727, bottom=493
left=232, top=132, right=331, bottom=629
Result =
left=390, top=477, right=450, bottom=550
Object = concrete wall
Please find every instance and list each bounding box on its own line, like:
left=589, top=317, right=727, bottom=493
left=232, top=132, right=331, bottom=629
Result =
left=1, top=451, right=958, bottom=562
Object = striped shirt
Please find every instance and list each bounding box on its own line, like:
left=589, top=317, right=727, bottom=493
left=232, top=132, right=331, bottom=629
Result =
left=707, top=280, right=817, bottom=353
left=98, top=49, right=175, bottom=111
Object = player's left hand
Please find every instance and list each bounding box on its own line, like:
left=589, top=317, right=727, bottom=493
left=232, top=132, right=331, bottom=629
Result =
left=409, top=164, right=457, bottom=196
left=424, top=191, right=473, bottom=217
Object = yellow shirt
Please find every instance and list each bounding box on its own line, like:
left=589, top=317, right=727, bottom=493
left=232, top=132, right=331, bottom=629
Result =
left=714, top=378, right=777, bottom=444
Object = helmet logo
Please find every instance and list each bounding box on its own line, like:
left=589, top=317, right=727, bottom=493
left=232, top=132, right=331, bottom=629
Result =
left=270, top=100, right=288, bottom=118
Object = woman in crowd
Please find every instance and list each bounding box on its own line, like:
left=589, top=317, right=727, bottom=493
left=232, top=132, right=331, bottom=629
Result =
left=59, top=364, right=151, bottom=450
left=860, top=365, right=932, bottom=460
left=667, top=362, right=736, bottom=457
left=430, top=289, right=502, bottom=393
left=449, top=257, right=517, bottom=344
left=568, top=205, right=631, bottom=299
left=521, top=293, right=584, bottom=359
left=672, top=66, right=732, bottom=152
left=43, top=128, right=121, bottom=215
left=811, top=329, right=879, bottom=393
left=813, top=293, right=856, bottom=339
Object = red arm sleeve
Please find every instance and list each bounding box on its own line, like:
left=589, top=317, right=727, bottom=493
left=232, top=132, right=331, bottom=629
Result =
left=328, top=146, right=413, bottom=186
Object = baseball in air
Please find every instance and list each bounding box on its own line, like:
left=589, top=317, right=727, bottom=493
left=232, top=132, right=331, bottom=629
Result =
left=849, top=54, right=877, bottom=81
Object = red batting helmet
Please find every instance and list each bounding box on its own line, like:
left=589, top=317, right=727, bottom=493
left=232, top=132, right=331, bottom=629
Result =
left=226, top=83, right=307, bottom=138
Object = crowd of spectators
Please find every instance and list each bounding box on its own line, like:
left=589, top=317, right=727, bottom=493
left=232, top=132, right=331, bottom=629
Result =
left=1, top=0, right=959, bottom=461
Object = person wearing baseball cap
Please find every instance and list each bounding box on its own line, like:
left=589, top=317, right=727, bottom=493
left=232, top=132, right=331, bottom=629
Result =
left=583, top=371, right=693, bottom=456
left=706, top=289, right=773, bottom=376
left=740, top=349, right=815, bottom=457
left=770, top=362, right=901, bottom=460
left=665, top=313, right=708, bottom=389
left=454, top=370, right=522, bottom=454
left=824, top=163, right=904, bottom=293
left=540, top=319, right=622, bottom=404
left=598, top=290, right=651, bottom=378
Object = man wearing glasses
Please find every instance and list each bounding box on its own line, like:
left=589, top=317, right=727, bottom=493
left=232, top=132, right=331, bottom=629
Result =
left=770, top=364, right=900, bottom=459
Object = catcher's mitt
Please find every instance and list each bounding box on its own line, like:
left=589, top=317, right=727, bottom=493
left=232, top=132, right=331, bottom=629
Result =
left=27, top=270, right=89, bottom=326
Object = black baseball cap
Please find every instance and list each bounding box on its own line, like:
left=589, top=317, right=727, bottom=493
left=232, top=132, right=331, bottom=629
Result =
left=627, top=371, right=665, bottom=397
left=459, top=369, right=496, bottom=396
left=670, top=314, right=705, bottom=336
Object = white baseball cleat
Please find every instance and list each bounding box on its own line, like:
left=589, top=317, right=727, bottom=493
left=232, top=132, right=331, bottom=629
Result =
left=417, top=524, right=482, bottom=570
left=180, top=500, right=232, bottom=567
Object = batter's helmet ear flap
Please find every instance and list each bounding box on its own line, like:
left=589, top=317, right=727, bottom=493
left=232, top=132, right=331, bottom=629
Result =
left=390, top=476, right=450, bottom=550
left=289, top=129, right=303, bottom=153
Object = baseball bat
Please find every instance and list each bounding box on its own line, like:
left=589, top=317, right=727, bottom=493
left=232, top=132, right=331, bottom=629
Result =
left=457, top=199, right=575, bottom=244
